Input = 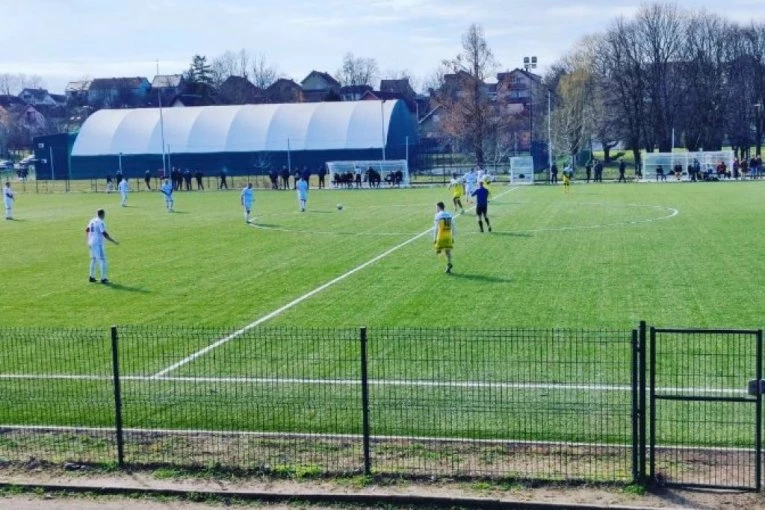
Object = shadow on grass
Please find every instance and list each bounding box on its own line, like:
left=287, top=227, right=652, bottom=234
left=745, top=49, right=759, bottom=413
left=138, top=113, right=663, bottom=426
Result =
left=448, top=273, right=513, bottom=283
left=105, top=283, right=151, bottom=293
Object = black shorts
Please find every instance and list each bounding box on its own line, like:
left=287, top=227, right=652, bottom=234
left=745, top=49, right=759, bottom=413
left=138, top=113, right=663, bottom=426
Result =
left=476, top=204, right=488, bottom=216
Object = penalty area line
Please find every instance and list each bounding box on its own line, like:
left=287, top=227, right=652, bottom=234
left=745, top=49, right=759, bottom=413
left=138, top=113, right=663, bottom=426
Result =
left=152, top=186, right=520, bottom=378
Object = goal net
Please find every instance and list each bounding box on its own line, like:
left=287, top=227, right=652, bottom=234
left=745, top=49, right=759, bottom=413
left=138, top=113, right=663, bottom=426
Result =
left=509, top=157, right=535, bottom=185
left=642, top=151, right=734, bottom=181
left=325, top=160, right=410, bottom=188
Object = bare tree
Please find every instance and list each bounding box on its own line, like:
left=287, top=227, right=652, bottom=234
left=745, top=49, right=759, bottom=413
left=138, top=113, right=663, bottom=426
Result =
left=251, top=54, right=279, bottom=89
left=599, top=17, right=648, bottom=167
left=0, top=73, right=46, bottom=96
left=211, top=49, right=251, bottom=86
left=436, top=24, right=499, bottom=166
left=336, top=53, right=379, bottom=87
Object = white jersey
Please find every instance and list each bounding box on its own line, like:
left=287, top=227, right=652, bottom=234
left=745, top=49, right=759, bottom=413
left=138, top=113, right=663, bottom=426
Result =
left=160, top=182, right=173, bottom=199
left=296, top=179, right=309, bottom=199
left=464, top=171, right=478, bottom=188
left=476, top=170, right=485, bottom=183
left=118, top=180, right=129, bottom=194
left=241, top=186, right=254, bottom=205
left=3, top=185, right=13, bottom=206
left=87, top=217, right=106, bottom=247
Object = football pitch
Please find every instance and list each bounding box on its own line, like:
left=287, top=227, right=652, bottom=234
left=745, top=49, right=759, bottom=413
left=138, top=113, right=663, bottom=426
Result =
left=3, top=181, right=764, bottom=329
left=0, top=181, right=763, bottom=459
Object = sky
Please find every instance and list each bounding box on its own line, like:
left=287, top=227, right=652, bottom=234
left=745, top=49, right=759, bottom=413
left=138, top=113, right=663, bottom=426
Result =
left=2, top=0, right=765, bottom=94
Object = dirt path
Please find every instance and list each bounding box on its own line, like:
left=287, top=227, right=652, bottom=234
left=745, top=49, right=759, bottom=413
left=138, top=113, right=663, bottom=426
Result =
left=2, top=466, right=765, bottom=509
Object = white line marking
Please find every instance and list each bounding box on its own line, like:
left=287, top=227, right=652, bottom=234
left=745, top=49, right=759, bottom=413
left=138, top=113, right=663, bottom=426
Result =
left=0, top=373, right=747, bottom=395
left=0, top=424, right=753, bottom=453
left=152, top=187, right=520, bottom=378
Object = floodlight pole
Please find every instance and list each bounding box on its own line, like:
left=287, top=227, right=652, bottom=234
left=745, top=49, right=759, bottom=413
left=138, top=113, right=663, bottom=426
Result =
left=380, top=100, right=387, bottom=161
left=524, top=56, right=538, bottom=160
left=157, top=60, right=168, bottom=179
left=548, top=89, right=553, bottom=172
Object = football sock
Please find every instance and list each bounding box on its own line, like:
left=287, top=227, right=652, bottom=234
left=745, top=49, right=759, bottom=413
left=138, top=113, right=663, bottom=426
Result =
left=89, top=259, right=96, bottom=278
left=478, top=220, right=484, bottom=232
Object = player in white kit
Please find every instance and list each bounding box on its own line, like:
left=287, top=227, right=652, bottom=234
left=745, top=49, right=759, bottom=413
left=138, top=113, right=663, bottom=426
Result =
left=160, top=179, right=174, bottom=212
left=3, top=181, right=14, bottom=220
left=241, top=183, right=254, bottom=223
left=463, top=168, right=478, bottom=205
left=118, top=178, right=130, bottom=207
left=296, top=177, right=309, bottom=211
left=85, top=209, right=119, bottom=284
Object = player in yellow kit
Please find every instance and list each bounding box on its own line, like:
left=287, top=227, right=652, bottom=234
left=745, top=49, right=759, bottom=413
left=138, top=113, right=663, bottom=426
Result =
left=433, top=201, right=455, bottom=273
left=448, top=173, right=465, bottom=214
left=562, top=171, right=571, bottom=193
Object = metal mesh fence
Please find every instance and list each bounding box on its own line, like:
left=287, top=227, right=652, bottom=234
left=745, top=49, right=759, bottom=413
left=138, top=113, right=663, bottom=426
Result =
left=650, top=328, right=761, bottom=490
left=116, top=326, right=363, bottom=473
left=367, top=328, right=634, bottom=481
left=0, top=328, right=117, bottom=464
left=2, top=324, right=762, bottom=487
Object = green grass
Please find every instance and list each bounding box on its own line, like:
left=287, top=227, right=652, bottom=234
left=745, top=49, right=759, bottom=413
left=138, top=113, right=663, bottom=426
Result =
left=1, top=181, right=763, bottom=471
left=4, top=181, right=764, bottom=329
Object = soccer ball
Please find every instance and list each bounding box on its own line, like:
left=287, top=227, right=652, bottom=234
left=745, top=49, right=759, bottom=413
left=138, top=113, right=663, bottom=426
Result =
left=337, top=203, right=343, bottom=210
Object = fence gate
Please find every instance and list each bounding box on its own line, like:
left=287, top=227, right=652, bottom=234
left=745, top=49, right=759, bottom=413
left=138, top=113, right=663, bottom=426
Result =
left=649, top=327, right=763, bottom=490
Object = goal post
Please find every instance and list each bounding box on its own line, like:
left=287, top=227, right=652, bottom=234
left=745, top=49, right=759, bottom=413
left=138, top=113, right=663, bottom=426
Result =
left=325, top=160, right=410, bottom=188
left=509, top=156, right=535, bottom=185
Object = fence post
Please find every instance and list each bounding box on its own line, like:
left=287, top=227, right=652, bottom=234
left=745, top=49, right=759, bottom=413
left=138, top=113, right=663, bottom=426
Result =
left=639, top=320, right=647, bottom=484
left=756, top=329, right=762, bottom=492
left=359, top=327, right=371, bottom=476
left=631, top=328, right=639, bottom=484
left=110, top=325, right=125, bottom=467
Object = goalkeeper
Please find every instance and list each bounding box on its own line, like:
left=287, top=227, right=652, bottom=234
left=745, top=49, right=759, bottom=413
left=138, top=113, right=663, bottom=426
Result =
left=433, top=201, right=455, bottom=274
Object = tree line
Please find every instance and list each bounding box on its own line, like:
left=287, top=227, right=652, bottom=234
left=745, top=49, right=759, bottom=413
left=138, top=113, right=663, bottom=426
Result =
left=549, top=2, right=765, bottom=167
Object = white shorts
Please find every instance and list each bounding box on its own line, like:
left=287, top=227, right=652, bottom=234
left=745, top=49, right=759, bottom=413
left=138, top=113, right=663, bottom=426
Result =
left=89, top=244, right=106, bottom=261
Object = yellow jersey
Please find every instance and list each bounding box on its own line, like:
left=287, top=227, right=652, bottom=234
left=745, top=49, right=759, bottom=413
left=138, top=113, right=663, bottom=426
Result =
left=433, top=211, right=455, bottom=251
left=449, top=179, right=464, bottom=198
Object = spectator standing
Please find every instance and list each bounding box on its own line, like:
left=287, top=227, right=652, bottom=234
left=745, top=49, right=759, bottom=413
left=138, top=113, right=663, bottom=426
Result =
left=280, top=166, right=290, bottom=190
left=318, top=164, right=327, bottom=189
left=618, top=160, right=627, bottom=183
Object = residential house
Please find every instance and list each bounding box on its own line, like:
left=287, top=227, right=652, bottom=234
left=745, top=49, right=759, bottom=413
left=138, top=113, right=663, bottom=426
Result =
left=65, top=81, right=91, bottom=105
left=218, top=76, right=264, bottom=104
left=0, top=96, right=48, bottom=149
left=87, top=77, right=151, bottom=107
left=147, top=74, right=186, bottom=107
left=340, top=84, right=373, bottom=101
left=495, top=68, right=544, bottom=150
left=18, top=88, right=62, bottom=107
left=265, top=78, right=303, bottom=103
left=417, top=103, right=447, bottom=150
left=380, top=79, right=417, bottom=111
left=300, top=71, right=341, bottom=102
